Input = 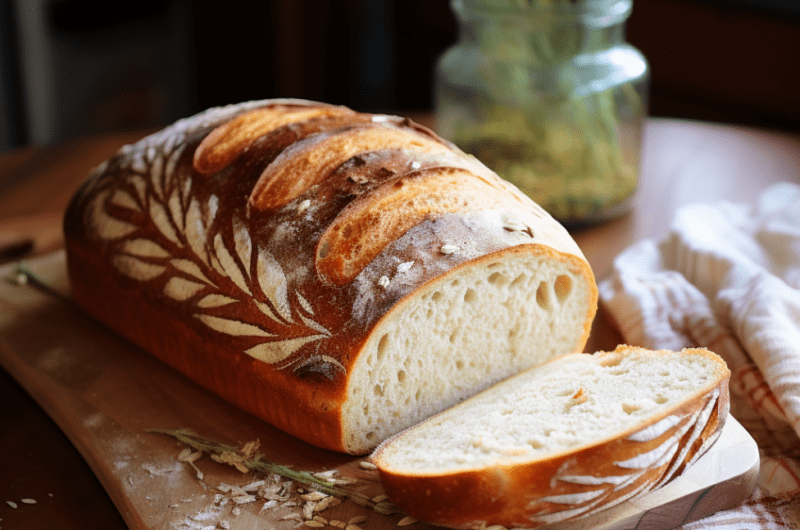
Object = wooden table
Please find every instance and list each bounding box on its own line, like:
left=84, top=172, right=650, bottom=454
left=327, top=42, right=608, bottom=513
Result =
left=0, top=118, right=798, bottom=529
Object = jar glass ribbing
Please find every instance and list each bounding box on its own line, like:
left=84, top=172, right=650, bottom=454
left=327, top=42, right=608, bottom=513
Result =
left=436, top=0, right=649, bottom=227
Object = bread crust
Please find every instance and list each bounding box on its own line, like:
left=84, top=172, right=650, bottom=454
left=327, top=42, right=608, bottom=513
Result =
left=63, top=99, right=598, bottom=454
left=371, top=347, right=730, bottom=529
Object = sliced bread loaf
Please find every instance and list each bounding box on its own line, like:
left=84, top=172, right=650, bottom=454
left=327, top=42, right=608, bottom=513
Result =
left=371, top=346, right=730, bottom=529
left=63, top=99, right=598, bottom=454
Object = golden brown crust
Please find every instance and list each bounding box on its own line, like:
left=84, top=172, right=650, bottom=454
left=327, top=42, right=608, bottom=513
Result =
left=371, top=346, right=730, bottom=528
left=63, top=99, right=598, bottom=453
left=249, top=122, right=452, bottom=212
left=193, top=104, right=354, bottom=175
left=317, top=167, right=523, bottom=285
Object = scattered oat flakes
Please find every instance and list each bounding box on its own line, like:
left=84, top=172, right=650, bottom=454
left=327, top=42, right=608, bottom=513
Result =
left=220, top=521, right=231, bottom=529
left=313, top=469, right=338, bottom=480
left=243, top=480, right=266, bottom=492
left=259, top=499, right=278, bottom=513
left=371, top=495, right=389, bottom=503
left=346, top=524, right=363, bottom=530
left=301, top=491, right=328, bottom=502
left=5, top=501, right=17, bottom=509
left=232, top=494, right=257, bottom=504
left=314, top=496, right=335, bottom=512
left=440, top=244, right=461, bottom=255
left=348, top=515, right=368, bottom=525
left=305, top=521, right=325, bottom=528
left=396, top=261, right=414, bottom=274
left=358, top=461, right=377, bottom=471
left=178, top=449, right=203, bottom=464
left=20, top=499, right=36, bottom=505
left=398, top=516, right=417, bottom=526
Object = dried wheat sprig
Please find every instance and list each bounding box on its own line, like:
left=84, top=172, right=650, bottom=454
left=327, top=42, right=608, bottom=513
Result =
left=148, top=428, right=400, bottom=515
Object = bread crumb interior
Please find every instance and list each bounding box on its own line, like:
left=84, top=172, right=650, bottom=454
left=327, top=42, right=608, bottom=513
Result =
left=375, top=351, right=719, bottom=471
left=342, top=252, right=592, bottom=454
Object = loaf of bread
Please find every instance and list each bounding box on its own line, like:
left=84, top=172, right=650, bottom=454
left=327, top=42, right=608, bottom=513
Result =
left=371, top=346, right=730, bottom=529
left=63, top=99, right=597, bottom=454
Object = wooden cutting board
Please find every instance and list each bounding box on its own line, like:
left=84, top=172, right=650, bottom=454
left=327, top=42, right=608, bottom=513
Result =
left=0, top=251, right=759, bottom=530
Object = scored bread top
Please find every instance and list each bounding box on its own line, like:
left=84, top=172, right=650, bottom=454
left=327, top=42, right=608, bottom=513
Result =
left=64, top=99, right=597, bottom=453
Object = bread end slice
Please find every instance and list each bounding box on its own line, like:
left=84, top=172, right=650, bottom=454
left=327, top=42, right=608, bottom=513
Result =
left=371, top=346, right=730, bottom=529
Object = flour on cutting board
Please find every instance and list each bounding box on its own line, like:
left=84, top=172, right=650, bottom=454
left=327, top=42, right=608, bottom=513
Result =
left=114, top=441, right=390, bottom=530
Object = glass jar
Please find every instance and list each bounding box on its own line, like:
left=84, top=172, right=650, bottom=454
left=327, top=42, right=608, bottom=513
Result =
left=436, top=0, right=649, bottom=227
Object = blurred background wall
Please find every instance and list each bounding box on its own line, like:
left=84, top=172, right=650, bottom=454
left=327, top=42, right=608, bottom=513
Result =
left=1, top=0, right=798, bottom=151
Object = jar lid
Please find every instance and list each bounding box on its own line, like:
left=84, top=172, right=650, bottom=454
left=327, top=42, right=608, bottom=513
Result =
left=453, top=0, right=633, bottom=27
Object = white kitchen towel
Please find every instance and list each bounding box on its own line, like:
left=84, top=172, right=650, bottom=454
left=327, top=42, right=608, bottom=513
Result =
left=599, top=182, right=800, bottom=528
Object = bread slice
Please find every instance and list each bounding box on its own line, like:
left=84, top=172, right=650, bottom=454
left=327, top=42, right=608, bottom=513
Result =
left=371, top=346, right=730, bottom=529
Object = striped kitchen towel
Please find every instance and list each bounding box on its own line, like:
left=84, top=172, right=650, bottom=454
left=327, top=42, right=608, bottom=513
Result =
left=599, top=182, right=800, bottom=528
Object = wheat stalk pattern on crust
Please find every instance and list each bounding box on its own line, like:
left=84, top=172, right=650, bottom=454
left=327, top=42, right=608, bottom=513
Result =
left=528, top=388, right=722, bottom=525
left=84, top=132, right=340, bottom=372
